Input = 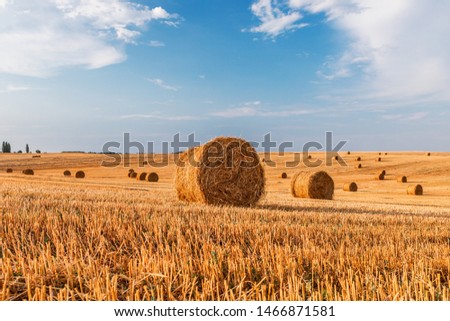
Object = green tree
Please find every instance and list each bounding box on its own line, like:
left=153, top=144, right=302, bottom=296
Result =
left=2, top=141, right=11, bottom=153
left=26, top=144, right=30, bottom=153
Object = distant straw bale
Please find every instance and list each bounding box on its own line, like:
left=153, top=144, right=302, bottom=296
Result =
left=407, top=184, right=423, bottom=195
left=375, top=173, right=385, bottom=180
left=75, top=171, right=85, bottom=179
left=23, top=169, right=34, bottom=175
left=147, top=172, right=159, bottom=182
left=290, top=171, right=334, bottom=200
left=137, top=172, right=147, bottom=181
left=343, top=182, right=358, bottom=192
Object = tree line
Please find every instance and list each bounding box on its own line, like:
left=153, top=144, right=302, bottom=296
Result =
left=1, top=141, right=40, bottom=153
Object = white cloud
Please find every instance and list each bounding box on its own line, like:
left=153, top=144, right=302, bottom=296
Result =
left=121, top=114, right=200, bottom=121
left=146, top=78, right=180, bottom=91
left=148, top=40, right=165, bottom=47
left=212, top=106, right=317, bottom=118
left=249, top=0, right=450, bottom=104
left=0, top=1, right=178, bottom=77
left=383, top=112, right=429, bottom=122
left=247, top=0, right=308, bottom=37
left=0, top=84, right=35, bottom=93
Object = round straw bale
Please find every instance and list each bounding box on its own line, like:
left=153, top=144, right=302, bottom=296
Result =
left=407, top=184, right=423, bottom=195
left=137, top=172, right=147, bottom=181
left=379, top=152, right=382, bottom=155
left=355, top=157, right=361, bottom=161
left=334, top=156, right=339, bottom=161
left=354, top=163, right=362, bottom=169
left=143, top=161, right=148, bottom=165
left=343, top=182, right=358, bottom=192
left=6, top=168, right=13, bottom=173
left=376, top=157, right=381, bottom=162
left=281, top=172, right=288, bottom=179
left=23, top=169, right=34, bottom=175
left=347, top=151, right=351, bottom=155
left=130, top=172, right=137, bottom=178
left=397, top=176, right=407, bottom=183
left=147, top=172, right=159, bottom=182
left=308, top=155, right=312, bottom=159
left=426, top=152, right=431, bottom=156
left=380, top=170, right=386, bottom=176
left=75, top=171, right=85, bottom=179
left=128, top=168, right=135, bottom=173
left=63, top=170, right=71, bottom=177
left=175, top=137, right=265, bottom=206
left=290, top=171, right=334, bottom=200
left=375, top=173, right=385, bottom=180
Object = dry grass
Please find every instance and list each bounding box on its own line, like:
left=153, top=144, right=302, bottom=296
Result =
left=1, top=151, right=450, bottom=301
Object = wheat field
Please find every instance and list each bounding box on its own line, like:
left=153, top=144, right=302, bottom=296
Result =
left=1, top=152, right=449, bottom=301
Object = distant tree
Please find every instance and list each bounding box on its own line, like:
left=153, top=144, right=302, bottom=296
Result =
left=26, top=144, right=30, bottom=153
left=17, top=150, right=22, bottom=153
left=2, top=141, right=11, bottom=153
left=36, top=149, right=41, bottom=154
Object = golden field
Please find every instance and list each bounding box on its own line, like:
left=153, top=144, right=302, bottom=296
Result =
left=0, top=151, right=449, bottom=301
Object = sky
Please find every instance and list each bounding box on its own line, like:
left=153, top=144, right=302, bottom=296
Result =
left=1, top=0, right=450, bottom=153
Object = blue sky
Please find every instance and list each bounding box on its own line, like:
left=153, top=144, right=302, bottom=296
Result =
left=1, top=0, right=450, bottom=152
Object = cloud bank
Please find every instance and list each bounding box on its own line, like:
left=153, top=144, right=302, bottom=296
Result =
left=249, top=0, right=450, bottom=103
left=0, top=0, right=177, bottom=77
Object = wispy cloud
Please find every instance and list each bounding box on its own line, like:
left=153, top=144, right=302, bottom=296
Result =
left=148, top=40, right=165, bottom=47
left=121, top=114, right=201, bottom=121
left=211, top=106, right=318, bottom=118
left=383, top=112, right=429, bottom=122
left=146, top=78, right=180, bottom=91
left=247, top=0, right=307, bottom=37
left=0, top=84, right=35, bottom=93
left=0, top=1, right=179, bottom=77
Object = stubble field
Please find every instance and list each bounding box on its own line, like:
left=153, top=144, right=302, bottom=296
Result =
left=1, top=151, right=449, bottom=300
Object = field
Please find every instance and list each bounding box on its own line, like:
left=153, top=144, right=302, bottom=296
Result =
left=1, top=151, right=450, bottom=301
